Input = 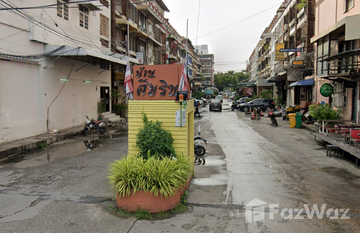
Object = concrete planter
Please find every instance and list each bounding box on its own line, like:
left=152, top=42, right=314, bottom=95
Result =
left=116, top=179, right=191, bottom=213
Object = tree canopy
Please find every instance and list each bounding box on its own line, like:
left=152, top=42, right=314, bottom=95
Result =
left=214, top=71, right=249, bottom=93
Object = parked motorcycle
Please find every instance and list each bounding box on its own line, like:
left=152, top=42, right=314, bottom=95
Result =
left=267, top=109, right=278, bottom=126
left=194, top=136, right=207, bottom=165
left=82, top=115, right=106, bottom=136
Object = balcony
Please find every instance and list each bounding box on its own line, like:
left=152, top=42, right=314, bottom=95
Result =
left=115, top=16, right=148, bottom=38
left=297, top=7, right=305, bottom=19
left=284, top=32, right=289, bottom=42
left=297, top=13, right=307, bottom=29
left=132, top=0, right=163, bottom=25
left=290, top=24, right=296, bottom=37
left=289, top=17, right=296, bottom=27
left=283, top=24, right=289, bottom=32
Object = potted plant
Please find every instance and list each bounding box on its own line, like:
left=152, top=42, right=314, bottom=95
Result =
left=308, top=103, right=342, bottom=131
left=108, top=114, right=193, bottom=213
left=97, top=100, right=106, bottom=120
left=108, top=153, right=192, bottom=213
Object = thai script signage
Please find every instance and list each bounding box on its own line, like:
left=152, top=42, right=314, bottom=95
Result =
left=275, top=43, right=284, bottom=61
left=133, top=64, right=189, bottom=100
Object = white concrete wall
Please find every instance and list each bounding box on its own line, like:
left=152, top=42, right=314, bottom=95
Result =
left=0, top=0, right=113, bottom=143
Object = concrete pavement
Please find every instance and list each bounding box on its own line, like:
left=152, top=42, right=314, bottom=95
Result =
left=0, top=120, right=127, bottom=163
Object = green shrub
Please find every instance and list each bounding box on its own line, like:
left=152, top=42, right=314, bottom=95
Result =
left=136, top=113, right=175, bottom=158
left=193, top=91, right=205, bottom=100
left=308, top=103, right=342, bottom=123
left=260, top=90, right=273, bottom=100
left=108, top=154, right=193, bottom=198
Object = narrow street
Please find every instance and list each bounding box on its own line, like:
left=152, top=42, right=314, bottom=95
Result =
left=1, top=101, right=360, bottom=232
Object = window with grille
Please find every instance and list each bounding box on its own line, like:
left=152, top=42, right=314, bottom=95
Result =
left=57, top=0, right=69, bottom=20
left=79, top=5, right=89, bottom=29
left=100, top=14, right=109, bottom=38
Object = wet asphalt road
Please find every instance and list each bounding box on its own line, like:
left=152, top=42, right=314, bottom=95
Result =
left=1, top=100, right=360, bottom=232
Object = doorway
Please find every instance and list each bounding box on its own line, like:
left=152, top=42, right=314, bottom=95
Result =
left=100, top=86, right=110, bottom=112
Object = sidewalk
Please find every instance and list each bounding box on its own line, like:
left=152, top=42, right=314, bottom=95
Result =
left=0, top=125, right=85, bottom=163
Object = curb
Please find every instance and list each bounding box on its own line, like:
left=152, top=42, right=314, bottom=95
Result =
left=0, top=128, right=83, bottom=163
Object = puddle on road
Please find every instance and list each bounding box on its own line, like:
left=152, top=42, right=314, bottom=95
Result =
left=4, top=129, right=127, bottom=168
left=12, top=141, right=88, bottom=169
left=192, top=173, right=228, bottom=186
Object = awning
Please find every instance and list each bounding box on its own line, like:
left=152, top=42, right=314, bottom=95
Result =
left=256, top=78, right=274, bottom=87
left=239, top=82, right=255, bottom=87
left=311, top=14, right=360, bottom=43
left=267, top=74, right=287, bottom=82
left=289, top=78, right=314, bottom=87
left=45, top=45, right=138, bottom=65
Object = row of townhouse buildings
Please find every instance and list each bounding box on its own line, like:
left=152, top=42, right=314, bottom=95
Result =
left=247, top=0, right=360, bottom=123
left=0, top=0, right=214, bottom=143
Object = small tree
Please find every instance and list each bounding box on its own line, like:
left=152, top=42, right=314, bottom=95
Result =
left=136, top=113, right=176, bottom=159
left=97, top=100, right=106, bottom=119
left=260, top=90, right=273, bottom=100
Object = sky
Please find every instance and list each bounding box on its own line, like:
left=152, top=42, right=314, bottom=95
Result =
left=162, top=0, right=284, bottom=73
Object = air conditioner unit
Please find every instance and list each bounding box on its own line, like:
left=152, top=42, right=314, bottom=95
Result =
left=334, top=82, right=344, bottom=93
left=333, top=93, right=345, bottom=107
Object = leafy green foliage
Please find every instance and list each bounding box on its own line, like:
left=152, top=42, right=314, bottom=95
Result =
left=135, top=209, right=152, bottom=220
left=260, top=90, right=273, bottom=100
left=108, top=154, right=193, bottom=198
left=295, top=0, right=307, bottom=10
left=309, top=103, right=342, bottom=123
left=180, top=190, right=188, bottom=205
left=97, top=100, right=106, bottom=117
left=109, top=204, right=188, bottom=219
left=193, top=91, right=205, bottom=100
left=136, top=114, right=175, bottom=158
left=214, top=70, right=249, bottom=92
left=37, top=142, right=47, bottom=149
left=114, top=102, right=127, bottom=117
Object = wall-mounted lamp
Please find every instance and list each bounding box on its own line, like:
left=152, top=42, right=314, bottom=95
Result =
left=59, top=79, right=70, bottom=82
left=84, top=80, right=92, bottom=83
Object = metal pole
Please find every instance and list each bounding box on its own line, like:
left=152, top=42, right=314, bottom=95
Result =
left=127, top=22, right=130, bottom=57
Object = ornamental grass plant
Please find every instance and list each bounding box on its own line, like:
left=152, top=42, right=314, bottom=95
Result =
left=108, top=153, right=193, bottom=198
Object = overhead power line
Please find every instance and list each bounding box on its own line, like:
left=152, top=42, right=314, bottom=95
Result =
left=0, top=0, right=152, bottom=11
left=196, top=2, right=282, bottom=39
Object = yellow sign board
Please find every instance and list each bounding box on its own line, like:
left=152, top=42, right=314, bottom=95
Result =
left=275, top=43, right=285, bottom=61
left=292, top=61, right=304, bottom=66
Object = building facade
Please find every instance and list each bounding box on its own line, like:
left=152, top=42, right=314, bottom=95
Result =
left=311, top=0, right=360, bottom=122
left=0, top=0, right=199, bottom=143
left=195, top=45, right=215, bottom=87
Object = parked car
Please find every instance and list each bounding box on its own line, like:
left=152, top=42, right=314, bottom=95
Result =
left=209, top=99, right=222, bottom=112
left=238, top=99, right=275, bottom=112
left=239, top=97, right=250, bottom=103
left=215, top=95, right=223, bottom=103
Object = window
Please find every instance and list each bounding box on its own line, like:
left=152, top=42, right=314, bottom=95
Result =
left=316, top=36, right=329, bottom=75
left=206, top=62, right=211, bottom=67
left=148, top=23, right=154, bottom=37
left=57, top=0, right=69, bottom=20
left=100, top=14, right=109, bottom=38
left=139, top=13, right=146, bottom=32
left=79, top=5, right=89, bottom=29
left=344, top=0, right=354, bottom=12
